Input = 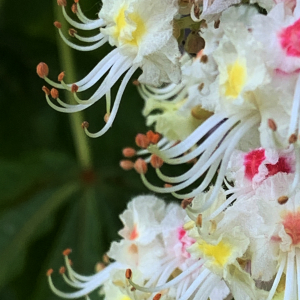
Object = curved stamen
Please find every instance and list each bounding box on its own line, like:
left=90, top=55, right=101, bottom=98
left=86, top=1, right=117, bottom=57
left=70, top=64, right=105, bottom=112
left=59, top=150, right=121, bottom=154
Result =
left=190, top=4, right=201, bottom=22
left=62, top=6, right=105, bottom=30
left=73, top=3, right=94, bottom=24
left=73, top=32, right=105, bottom=43
left=84, top=65, right=139, bottom=138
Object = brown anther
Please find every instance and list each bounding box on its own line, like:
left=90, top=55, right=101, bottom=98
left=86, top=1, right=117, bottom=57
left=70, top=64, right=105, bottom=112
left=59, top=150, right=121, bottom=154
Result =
left=198, top=83, right=204, bottom=92
left=125, top=269, right=132, bottom=279
left=122, top=147, right=136, bottom=158
left=103, top=254, right=110, bottom=264
left=95, top=262, right=105, bottom=272
left=200, top=55, right=208, bottom=64
left=135, top=133, right=150, bottom=149
left=132, top=80, right=140, bottom=86
left=104, top=113, right=110, bottom=123
left=214, top=20, right=220, bottom=29
left=58, top=71, right=65, bottom=82
left=268, top=119, right=277, bottom=131
left=69, top=28, right=77, bottom=37
left=81, top=121, right=89, bottom=129
left=50, top=88, right=59, bottom=99
left=184, top=31, right=205, bottom=55
left=54, top=21, right=62, bottom=29
left=131, top=287, right=136, bottom=292
left=120, top=160, right=134, bottom=171
left=278, top=195, right=289, bottom=205
left=196, top=214, right=202, bottom=227
left=42, top=86, right=50, bottom=95
left=150, top=154, right=164, bottom=168
left=37, top=62, right=49, bottom=78
left=71, top=3, right=78, bottom=13
left=57, top=0, right=67, bottom=6
left=134, top=159, right=148, bottom=174
left=63, top=248, right=72, bottom=256
left=181, top=198, right=193, bottom=209
left=191, top=105, right=213, bottom=120
left=153, top=294, right=162, bottom=300
left=46, top=269, right=54, bottom=276
left=146, top=130, right=161, bottom=144
left=289, top=133, right=297, bottom=144
left=59, top=266, right=66, bottom=274
left=164, top=183, right=173, bottom=188
left=71, top=84, right=79, bottom=93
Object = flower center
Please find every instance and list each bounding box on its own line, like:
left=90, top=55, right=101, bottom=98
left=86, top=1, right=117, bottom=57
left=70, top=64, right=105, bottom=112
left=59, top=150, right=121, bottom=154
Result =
left=224, top=59, right=247, bottom=98
left=279, top=18, right=300, bottom=57
left=114, top=6, right=146, bottom=46
left=198, top=240, right=232, bottom=267
left=282, top=211, right=300, bottom=245
left=244, top=149, right=266, bottom=180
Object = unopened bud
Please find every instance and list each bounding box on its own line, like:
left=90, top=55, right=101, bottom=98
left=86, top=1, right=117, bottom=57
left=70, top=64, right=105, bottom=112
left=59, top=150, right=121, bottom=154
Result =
left=50, top=88, right=59, bottom=99
left=122, top=148, right=136, bottom=158
left=120, top=160, right=134, bottom=171
left=58, top=71, right=65, bottom=82
left=54, top=21, right=62, bottom=29
left=278, top=195, right=289, bottom=205
left=37, top=62, right=49, bottom=78
left=134, top=159, right=148, bottom=174
left=135, top=134, right=150, bottom=149
left=57, top=0, right=67, bottom=6
left=150, top=154, right=163, bottom=168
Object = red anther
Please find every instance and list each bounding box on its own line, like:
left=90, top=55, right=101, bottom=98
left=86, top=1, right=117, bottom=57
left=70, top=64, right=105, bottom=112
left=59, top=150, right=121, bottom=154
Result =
left=181, top=198, right=193, bottom=209
left=57, top=0, right=67, bottom=6
left=63, top=248, right=72, bottom=256
left=46, top=269, right=54, bottom=276
left=268, top=119, right=277, bottom=131
left=150, top=154, right=163, bottom=168
left=50, top=88, right=59, bottom=99
left=278, top=195, right=289, bottom=205
left=58, top=71, right=65, bottom=82
left=125, top=269, right=132, bottom=279
left=135, top=133, right=150, bottom=149
left=120, top=160, right=134, bottom=171
left=81, top=121, right=89, bottom=129
left=146, top=130, right=161, bottom=144
left=37, top=62, right=49, bottom=78
left=153, top=294, right=162, bottom=300
left=104, top=113, right=110, bottom=123
left=71, top=84, right=79, bottom=93
left=289, top=133, right=297, bottom=144
left=122, top=148, right=136, bottom=158
left=59, top=266, right=66, bottom=274
left=42, top=86, right=50, bottom=95
left=54, top=21, right=62, bottom=29
left=132, top=80, right=140, bottom=86
left=69, top=28, right=77, bottom=37
left=71, top=3, right=78, bottom=13
left=134, top=159, right=148, bottom=174
left=164, top=183, right=173, bottom=188
left=200, top=55, right=208, bottom=63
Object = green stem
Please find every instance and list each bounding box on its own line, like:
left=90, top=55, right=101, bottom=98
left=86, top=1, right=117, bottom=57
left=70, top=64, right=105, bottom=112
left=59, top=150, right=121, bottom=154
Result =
left=53, top=3, right=93, bottom=170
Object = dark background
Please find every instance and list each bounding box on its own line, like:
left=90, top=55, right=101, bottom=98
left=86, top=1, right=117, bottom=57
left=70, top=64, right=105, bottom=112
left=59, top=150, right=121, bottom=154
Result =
left=0, top=1, right=156, bottom=299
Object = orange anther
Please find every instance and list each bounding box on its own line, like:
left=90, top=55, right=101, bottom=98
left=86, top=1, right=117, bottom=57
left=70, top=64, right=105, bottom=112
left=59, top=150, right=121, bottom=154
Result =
left=71, top=84, right=79, bottom=93
left=81, top=121, right=89, bottom=129
left=59, top=266, right=66, bottom=274
left=150, top=154, right=163, bottom=168
left=71, top=3, right=78, bottom=13
left=278, top=196, right=289, bottom=205
left=63, top=248, right=72, bottom=256
left=289, top=133, right=297, bottom=144
left=37, top=62, right=49, bottom=78
left=46, top=269, right=54, bottom=276
left=57, top=0, right=67, bottom=6
left=132, top=80, right=140, bottom=86
left=69, top=28, right=77, bottom=37
left=181, top=198, right=193, bottom=209
left=135, top=134, right=150, bottom=149
left=42, top=86, right=50, bottom=95
left=58, top=71, right=65, bottom=82
left=146, top=130, right=161, bottom=144
left=120, top=160, right=134, bottom=171
left=54, top=21, right=62, bottom=29
left=134, top=159, right=148, bottom=174
left=164, top=183, right=173, bottom=188
left=268, top=119, right=277, bottom=131
left=153, top=294, right=162, bottom=300
left=50, top=88, right=59, bottom=99
left=125, top=269, right=132, bottom=279
left=122, top=148, right=136, bottom=158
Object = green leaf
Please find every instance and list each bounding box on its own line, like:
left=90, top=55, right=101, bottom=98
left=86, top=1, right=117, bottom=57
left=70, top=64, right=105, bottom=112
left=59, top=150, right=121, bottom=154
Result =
left=0, top=183, right=79, bottom=287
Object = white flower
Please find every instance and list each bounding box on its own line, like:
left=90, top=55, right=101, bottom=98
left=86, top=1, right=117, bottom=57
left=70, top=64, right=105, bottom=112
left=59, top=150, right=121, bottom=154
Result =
left=38, top=0, right=180, bottom=137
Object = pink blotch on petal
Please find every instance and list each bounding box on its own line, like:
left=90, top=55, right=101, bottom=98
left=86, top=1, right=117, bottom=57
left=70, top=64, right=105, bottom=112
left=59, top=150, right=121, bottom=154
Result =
left=243, top=149, right=266, bottom=180
left=279, top=18, right=300, bottom=57
left=177, top=227, right=196, bottom=258
left=282, top=211, right=300, bottom=245
left=129, top=224, right=139, bottom=240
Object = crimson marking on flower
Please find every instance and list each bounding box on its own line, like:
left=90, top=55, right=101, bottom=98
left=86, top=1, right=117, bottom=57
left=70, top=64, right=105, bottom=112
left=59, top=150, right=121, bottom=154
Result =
left=279, top=18, right=300, bottom=57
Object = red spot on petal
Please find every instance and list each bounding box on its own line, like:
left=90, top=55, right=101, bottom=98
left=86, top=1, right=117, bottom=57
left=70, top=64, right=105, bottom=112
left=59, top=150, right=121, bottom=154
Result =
left=243, top=149, right=266, bottom=180
left=279, top=18, right=300, bottom=57
left=282, top=211, right=300, bottom=245
left=129, top=224, right=139, bottom=240
left=266, top=157, right=292, bottom=176
left=177, top=227, right=195, bottom=258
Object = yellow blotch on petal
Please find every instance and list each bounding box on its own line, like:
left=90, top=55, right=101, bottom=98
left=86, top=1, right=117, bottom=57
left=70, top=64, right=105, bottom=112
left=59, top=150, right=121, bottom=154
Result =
left=198, top=239, right=232, bottom=267
left=114, top=6, right=146, bottom=46
left=121, top=296, right=132, bottom=300
left=224, top=59, right=247, bottom=98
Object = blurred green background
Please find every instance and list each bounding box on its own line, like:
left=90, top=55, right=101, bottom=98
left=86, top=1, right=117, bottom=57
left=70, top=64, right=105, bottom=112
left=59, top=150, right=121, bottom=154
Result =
left=0, top=0, right=153, bottom=299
